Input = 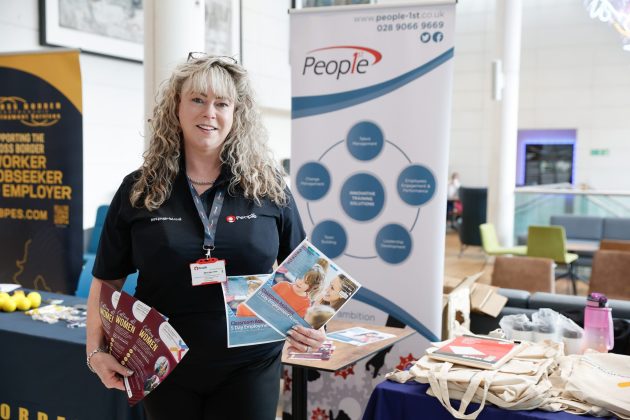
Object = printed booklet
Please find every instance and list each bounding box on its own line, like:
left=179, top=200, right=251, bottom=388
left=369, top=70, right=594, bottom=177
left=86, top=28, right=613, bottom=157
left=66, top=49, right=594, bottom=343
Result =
left=287, top=340, right=335, bottom=361
left=221, top=274, right=284, bottom=347
left=327, top=326, right=396, bottom=347
left=427, top=334, right=521, bottom=370
left=241, top=239, right=361, bottom=336
left=99, top=283, right=188, bottom=405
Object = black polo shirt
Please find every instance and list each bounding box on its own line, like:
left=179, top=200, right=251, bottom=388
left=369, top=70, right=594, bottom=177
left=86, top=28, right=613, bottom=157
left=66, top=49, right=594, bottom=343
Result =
left=93, top=166, right=306, bottom=365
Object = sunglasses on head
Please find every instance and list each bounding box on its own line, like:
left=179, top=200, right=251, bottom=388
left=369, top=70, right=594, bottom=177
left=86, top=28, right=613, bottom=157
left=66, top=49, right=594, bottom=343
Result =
left=187, top=52, right=238, bottom=64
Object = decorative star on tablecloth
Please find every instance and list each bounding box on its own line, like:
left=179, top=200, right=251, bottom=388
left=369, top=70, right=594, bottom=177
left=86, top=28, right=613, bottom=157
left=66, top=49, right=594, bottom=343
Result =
left=334, top=364, right=356, bottom=380
left=310, top=407, right=329, bottom=420
left=283, top=368, right=292, bottom=392
left=396, top=353, right=417, bottom=371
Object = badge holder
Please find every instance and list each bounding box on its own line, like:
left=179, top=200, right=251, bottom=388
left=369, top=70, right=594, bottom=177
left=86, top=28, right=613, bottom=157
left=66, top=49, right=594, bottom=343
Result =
left=190, top=246, right=227, bottom=286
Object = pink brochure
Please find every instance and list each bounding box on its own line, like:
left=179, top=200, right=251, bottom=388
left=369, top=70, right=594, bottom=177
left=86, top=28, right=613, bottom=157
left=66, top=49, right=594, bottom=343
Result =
left=109, top=291, right=151, bottom=361
left=123, top=308, right=189, bottom=405
left=99, top=282, right=121, bottom=345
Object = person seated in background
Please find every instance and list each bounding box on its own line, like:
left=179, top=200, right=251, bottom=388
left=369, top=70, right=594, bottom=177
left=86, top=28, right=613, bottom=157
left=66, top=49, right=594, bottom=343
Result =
left=446, top=171, right=461, bottom=228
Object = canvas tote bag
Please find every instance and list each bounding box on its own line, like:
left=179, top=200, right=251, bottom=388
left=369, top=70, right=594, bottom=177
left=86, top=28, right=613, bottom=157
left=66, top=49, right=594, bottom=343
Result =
left=387, top=340, right=563, bottom=419
left=548, top=351, right=630, bottom=419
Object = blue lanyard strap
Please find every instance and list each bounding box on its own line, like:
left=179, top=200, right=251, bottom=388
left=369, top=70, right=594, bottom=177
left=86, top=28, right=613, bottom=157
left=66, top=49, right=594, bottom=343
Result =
left=187, top=180, right=225, bottom=258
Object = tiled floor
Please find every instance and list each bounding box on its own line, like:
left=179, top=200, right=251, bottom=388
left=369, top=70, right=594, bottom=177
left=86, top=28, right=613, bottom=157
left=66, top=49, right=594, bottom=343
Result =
left=444, top=231, right=589, bottom=296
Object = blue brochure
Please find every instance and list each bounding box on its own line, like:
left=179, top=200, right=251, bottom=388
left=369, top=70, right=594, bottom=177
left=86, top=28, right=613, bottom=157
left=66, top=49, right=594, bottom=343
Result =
left=221, top=274, right=284, bottom=347
left=243, top=239, right=361, bottom=336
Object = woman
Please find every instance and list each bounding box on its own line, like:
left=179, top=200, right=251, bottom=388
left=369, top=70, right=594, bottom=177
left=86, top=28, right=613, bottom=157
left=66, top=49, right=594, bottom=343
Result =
left=85, top=54, right=324, bottom=420
left=319, top=274, right=358, bottom=311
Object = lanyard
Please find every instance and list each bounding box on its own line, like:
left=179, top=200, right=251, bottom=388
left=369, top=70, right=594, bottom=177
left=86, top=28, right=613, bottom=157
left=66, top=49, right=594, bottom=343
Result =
left=187, top=180, right=225, bottom=258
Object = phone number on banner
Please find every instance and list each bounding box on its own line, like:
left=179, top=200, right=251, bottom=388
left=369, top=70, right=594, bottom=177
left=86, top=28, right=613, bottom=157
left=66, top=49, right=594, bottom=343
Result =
left=377, top=21, right=444, bottom=32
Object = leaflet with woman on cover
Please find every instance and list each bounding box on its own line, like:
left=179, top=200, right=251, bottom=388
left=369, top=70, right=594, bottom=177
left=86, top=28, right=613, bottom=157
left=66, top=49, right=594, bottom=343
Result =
left=241, top=239, right=361, bottom=336
left=327, top=326, right=396, bottom=347
left=221, top=274, right=284, bottom=347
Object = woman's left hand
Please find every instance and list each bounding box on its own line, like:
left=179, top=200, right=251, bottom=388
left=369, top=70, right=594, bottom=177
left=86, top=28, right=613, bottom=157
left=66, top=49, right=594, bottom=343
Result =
left=286, top=325, right=326, bottom=353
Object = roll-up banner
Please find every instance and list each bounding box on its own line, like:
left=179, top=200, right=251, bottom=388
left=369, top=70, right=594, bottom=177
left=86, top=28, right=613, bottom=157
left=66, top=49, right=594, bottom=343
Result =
left=0, top=50, right=83, bottom=294
left=287, top=2, right=455, bottom=418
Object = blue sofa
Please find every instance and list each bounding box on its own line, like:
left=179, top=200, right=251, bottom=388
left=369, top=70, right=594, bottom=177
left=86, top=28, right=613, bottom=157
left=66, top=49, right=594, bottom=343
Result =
left=470, top=288, right=630, bottom=353
left=551, top=215, right=630, bottom=247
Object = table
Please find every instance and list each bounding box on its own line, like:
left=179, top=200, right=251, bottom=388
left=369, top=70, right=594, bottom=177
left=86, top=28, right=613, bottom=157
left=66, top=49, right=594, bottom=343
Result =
left=363, top=380, right=615, bottom=420
left=566, top=240, right=599, bottom=255
left=0, top=291, right=144, bottom=420
left=282, top=320, right=415, bottom=420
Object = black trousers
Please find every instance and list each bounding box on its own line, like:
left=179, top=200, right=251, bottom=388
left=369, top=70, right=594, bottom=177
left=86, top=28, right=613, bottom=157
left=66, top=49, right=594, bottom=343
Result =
left=143, top=350, right=282, bottom=420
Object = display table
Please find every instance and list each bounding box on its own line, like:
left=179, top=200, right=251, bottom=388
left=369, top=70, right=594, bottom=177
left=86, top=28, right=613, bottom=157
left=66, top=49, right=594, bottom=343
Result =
left=363, top=380, right=615, bottom=420
left=0, top=291, right=144, bottom=420
left=282, top=320, right=415, bottom=420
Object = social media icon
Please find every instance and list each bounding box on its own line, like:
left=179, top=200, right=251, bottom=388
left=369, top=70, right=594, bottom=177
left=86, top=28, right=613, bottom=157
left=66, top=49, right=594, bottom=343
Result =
left=433, top=31, right=444, bottom=42
left=420, top=32, right=431, bottom=43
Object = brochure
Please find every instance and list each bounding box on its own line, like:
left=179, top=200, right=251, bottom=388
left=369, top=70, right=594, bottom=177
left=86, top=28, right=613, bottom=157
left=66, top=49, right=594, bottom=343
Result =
left=123, top=308, right=189, bottom=405
left=243, top=239, right=361, bottom=336
left=221, top=274, right=284, bottom=348
left=287, top=340, right=335, bottom=361
left=98, top=283, right=189, bottom=405
left=327, top=327, right=396, bottom=347
left=108, top=291, right=151, bottom=360
left=427, top=334, right=521, bottom=370
left=98, top=283, right=120, bottom=345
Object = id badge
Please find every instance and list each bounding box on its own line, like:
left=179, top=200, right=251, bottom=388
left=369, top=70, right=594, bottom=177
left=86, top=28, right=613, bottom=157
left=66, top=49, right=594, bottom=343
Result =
left=190, top=258, right=227, bottom=286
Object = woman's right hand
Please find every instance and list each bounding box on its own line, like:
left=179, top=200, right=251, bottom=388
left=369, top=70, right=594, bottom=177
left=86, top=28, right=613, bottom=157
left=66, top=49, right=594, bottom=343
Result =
left=91, top=351, right=134, bottom=391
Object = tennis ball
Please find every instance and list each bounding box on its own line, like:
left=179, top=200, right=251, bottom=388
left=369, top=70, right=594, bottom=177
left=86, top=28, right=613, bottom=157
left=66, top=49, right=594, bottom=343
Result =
left=15, top=296, right=31, bottom=311
left=12, top=290, right=25, bottom=299
left=0, top=292, right=9, bottom=300
left=27, top=292, right=42, bottom=309
left=2, top=298, right=17, bottom=312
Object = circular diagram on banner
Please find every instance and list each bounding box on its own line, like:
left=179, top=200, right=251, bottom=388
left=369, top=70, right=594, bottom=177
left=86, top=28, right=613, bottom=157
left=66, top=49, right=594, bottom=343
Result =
left=397, top=164, right=436, bottom=206
left=375, top=224, right=412, bottom=264
left=311, top=220, right=347, bottom=258
left=340, top=173, right=385, bottom=222
left=295, top=161, right=330, bottom=200
left=346, top=121, right=384, bottom=161
left=295, top=122, right=438, bottom=264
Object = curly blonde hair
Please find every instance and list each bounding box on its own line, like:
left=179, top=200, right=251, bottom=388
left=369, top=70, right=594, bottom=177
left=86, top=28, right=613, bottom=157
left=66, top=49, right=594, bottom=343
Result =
left=130, top=56, right=287, bottom=210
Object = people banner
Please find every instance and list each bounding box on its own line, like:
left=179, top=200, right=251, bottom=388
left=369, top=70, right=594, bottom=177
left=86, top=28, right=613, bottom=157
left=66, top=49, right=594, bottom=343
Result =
left=288, top=2, right=456, bottom=418
left=0, top=50, right=83, bottom=293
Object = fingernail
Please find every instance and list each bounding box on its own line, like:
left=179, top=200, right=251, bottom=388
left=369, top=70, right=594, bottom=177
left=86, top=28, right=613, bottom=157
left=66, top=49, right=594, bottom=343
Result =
left=287, top=330, right=294, bottom=336
left=292, top=325, right=299, bottom=330
left=127, top=370, right=133, bottom=376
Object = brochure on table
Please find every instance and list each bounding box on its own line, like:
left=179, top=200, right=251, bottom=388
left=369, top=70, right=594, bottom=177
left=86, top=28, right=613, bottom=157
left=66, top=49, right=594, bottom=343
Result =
left=221, top=274, right=285, bottom=347
left=327, top=326, right=396, bottom=347
left=428, top=334, right=521, bottom=370
left=242, top=239, right=361, bottom=336
left=99, top=283, right=188, bottom=405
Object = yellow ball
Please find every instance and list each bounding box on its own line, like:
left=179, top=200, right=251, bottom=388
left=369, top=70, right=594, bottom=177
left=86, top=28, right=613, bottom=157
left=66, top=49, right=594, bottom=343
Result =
left=27, top=292, right=42, bottom=309
left=0, top=295, right=7, bottom=308
left=2, top=299, right=17, bottom=312
left=0, top=292, right=9, bottom=300
left=12, top=290, right=25, bottom=299
left=15, top=296, right=31, bottom=311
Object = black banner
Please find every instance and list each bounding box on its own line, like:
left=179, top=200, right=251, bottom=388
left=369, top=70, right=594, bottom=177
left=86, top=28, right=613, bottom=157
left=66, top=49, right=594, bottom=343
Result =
left=0, top=51, right=83, bottom=293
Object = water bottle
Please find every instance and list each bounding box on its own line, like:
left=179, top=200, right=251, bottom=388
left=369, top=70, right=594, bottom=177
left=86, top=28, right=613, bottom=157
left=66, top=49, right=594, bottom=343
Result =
left=582, top=292, right=614, bottom=353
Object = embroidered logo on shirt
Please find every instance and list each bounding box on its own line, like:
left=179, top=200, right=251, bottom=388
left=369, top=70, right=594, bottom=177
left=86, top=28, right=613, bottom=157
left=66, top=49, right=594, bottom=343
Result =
left=150, top=217, right=182, bottom=222
left=225, top=213, right=257, bottom=223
